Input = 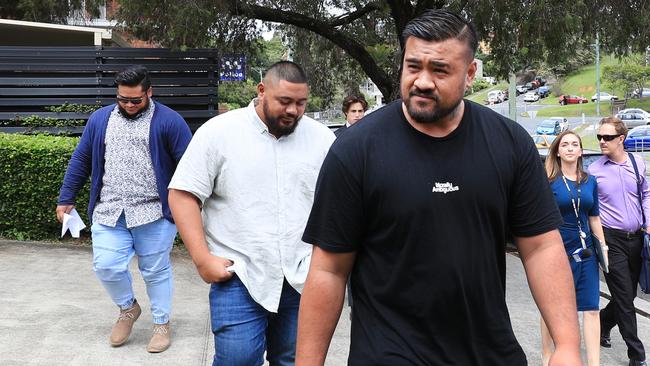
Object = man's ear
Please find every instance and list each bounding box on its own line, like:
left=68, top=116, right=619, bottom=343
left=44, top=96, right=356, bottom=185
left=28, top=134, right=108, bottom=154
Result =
left=257, top=82, right=265, bottom=99
left=465, top=59, right=477, bottom=90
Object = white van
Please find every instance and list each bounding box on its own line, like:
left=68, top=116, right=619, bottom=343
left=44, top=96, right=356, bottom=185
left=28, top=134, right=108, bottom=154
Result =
left=487, top=90, right=505, bottom=104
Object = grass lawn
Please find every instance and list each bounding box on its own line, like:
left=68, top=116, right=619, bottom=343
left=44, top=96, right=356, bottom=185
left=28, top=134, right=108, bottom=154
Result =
left=534, top=97, right=650, bottom=117
left=558, top=55, right=626, bottom=97
left=465, top=82, right=508, bottom=104
left=575, top=124, right=601, bottom=151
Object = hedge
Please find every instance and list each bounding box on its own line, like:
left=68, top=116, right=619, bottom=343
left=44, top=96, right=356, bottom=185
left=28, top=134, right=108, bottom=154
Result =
left=0, top=133, right=89, bottom=240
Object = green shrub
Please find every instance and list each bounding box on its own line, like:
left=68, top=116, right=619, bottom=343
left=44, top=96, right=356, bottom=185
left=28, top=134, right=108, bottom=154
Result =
left=10, top=115, right=86, bottom=128
left=468, top=79, right=491, bottom=94
left=45, top=103, right=101, bottom=114
left=0, top=133, right=89, bottom=239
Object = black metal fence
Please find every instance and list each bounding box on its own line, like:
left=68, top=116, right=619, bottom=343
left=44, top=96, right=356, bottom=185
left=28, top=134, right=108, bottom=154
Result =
left=0, top=46, right=220, bottom=133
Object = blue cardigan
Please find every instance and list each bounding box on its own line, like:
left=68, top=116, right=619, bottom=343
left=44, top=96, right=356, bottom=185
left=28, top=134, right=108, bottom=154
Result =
left=58, top=102, right=192, bottom=224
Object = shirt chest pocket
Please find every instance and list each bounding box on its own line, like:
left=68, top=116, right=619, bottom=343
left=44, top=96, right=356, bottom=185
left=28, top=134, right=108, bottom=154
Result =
left=284, top=161, right=319, bottom=196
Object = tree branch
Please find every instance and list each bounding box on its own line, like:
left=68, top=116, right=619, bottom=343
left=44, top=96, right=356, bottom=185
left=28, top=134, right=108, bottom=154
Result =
left=224, top=0, right=395, bottom=99
left=386, top=0, right=414, bottom=50
left=329, top=2, right=381, bottom=27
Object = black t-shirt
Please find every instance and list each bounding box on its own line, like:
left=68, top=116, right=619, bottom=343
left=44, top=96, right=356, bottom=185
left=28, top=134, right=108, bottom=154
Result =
left=302, top=100, right=562, bottom=365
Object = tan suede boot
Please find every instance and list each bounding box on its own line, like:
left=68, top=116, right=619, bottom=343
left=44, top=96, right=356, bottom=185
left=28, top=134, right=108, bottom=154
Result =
left=147, top=323, right=171, bottom=353
left=109, top=300, right=141, bottom=347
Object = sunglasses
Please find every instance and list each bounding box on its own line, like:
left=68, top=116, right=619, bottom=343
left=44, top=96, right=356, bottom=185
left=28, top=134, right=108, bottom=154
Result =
left=596, top=134, right=622, bottom=142
left=116, top=96, right=145, bottom=105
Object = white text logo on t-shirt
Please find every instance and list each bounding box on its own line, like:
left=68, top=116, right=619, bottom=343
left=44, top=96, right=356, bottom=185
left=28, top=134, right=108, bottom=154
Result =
left=432, top=182, right=459, bottom=194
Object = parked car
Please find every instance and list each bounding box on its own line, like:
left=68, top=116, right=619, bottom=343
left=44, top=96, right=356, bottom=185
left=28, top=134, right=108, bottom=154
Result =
left=516, top=85, right=528, bottom=95
left=525, top=82, right=538, bottom=91
left=534, top=76, right=547, bottom=86
left=619, top=108, right=650, bottom=119
left=523, top=92, right=540, bottom=102
left=559, top=95, right=588, bottom=105
left=532, top=134, right=556, bottom=148
left=483, top=76, right=497, bottom=85
left=537, top=85, right=550, bottom=98
left=624, top=125, right=650, bottom=151
left=487, top=90, right=506, bottom=104
left=549, top=117, right=569, bottom=132
left=535, top=118, right=568, bottom=135
left=615, top=112, right=650, bottom=128
left=591, top=92, right=618, bottom=102
left=632, top=88, right=650, bottom=98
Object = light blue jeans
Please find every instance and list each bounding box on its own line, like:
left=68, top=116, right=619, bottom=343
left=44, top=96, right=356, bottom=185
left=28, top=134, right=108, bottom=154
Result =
left=91, top=214, right=176, bottom=324
left=210, top=276, right=300, bottom=366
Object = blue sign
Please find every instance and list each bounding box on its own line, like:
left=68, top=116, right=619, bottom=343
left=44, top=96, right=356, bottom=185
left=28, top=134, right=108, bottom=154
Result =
left=220, top=55, right=246, bottom=81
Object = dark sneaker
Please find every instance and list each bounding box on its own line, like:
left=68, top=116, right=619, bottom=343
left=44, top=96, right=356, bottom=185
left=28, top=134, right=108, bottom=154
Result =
left=600, top=334, right=611, bottom=348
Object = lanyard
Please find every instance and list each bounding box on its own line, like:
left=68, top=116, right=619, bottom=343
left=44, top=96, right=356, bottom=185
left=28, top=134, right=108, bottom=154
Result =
left=561, top=175, right=587, bottom=249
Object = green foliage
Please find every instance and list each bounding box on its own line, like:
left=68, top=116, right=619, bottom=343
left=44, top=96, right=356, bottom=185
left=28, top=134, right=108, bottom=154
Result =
left=218, top=80, right=258, bottom=109
left=468, top=79, right=491, bottom=94
left=0, top=0, right=104, bottom=23
left=45, top=103, right=101, bottom=114
left=11, top=115, right=85, bottom=128
left=603, top=56, right=650, bottom=98
left=307, top=95, right=324, bottom=112
left=5, top=103, right=98, bottom=129
left=0, top=133, right=89, bottom=239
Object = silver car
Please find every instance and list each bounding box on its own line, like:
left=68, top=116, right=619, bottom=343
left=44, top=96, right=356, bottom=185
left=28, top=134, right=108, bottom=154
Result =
left=616, top=112, right=650, bottom=128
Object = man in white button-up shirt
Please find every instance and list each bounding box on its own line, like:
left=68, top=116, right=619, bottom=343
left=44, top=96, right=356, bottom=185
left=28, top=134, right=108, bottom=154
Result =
left=168, top=61, right=334, bottom=366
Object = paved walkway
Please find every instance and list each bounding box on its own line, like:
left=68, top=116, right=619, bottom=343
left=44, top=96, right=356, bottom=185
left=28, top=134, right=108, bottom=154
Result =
left=1, top=240, right=649, bottom=365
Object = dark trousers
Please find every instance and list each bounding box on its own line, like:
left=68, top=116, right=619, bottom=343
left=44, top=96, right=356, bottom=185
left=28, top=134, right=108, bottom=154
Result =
left=601, top=227, right=646, bottom=361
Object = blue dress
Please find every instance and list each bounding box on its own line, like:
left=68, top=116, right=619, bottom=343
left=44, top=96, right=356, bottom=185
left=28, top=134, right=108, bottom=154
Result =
left=550, top=175, right=600, bottom=311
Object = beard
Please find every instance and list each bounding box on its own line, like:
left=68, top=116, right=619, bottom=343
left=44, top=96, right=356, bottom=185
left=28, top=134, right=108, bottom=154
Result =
left=118, top=98, right=150, bottom=120
left=402, top=88, right=461, bottom=124
left=263, top=102, right=301, bottom=137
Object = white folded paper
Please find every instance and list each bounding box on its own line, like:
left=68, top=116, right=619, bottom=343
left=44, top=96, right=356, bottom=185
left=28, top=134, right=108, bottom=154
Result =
left=61, top=208, right=86, bottom=238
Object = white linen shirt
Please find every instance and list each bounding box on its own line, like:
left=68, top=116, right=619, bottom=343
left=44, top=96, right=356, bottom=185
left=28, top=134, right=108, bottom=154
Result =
left=169, top=101, right=335, bottom=312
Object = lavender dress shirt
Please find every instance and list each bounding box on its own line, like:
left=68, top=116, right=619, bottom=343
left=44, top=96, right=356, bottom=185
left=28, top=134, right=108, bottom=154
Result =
left=589, top=153, right=650, bottom=231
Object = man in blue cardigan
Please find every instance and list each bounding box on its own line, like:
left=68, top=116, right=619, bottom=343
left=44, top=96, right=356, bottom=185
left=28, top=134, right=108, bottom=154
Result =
left=56, top=65, right=192, bottom=353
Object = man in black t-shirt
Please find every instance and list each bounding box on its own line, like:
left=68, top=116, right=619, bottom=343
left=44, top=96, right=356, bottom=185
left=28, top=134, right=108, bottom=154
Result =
left=296, top=9, right=582, bottom=366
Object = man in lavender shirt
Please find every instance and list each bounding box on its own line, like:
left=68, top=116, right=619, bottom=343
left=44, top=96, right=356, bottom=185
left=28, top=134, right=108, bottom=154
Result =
left=589, top=116, right=648, bottom=366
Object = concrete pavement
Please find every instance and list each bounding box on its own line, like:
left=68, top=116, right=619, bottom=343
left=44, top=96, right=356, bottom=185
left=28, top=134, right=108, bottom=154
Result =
left=1, top=240, right=649, bottom=365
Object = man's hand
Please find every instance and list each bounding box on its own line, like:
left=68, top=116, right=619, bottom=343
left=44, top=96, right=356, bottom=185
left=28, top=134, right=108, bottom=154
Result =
left=195, top=254, right=235, bottom=283
left=56, top=204, right=75, bottom=223
left=549, top=344, right=583, bottom=366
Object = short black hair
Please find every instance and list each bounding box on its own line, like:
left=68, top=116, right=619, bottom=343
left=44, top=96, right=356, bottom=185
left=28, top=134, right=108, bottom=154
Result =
left=264, top=61, right=308, bottom=85
left=401, top=9, right=478, bottom=61
left=115, top=65, right=151, bottom=90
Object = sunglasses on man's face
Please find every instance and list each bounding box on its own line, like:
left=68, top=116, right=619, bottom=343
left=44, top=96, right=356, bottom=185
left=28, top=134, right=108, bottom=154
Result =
left=116, top=96, right=145, bottom=105
left=596, top=134, right=622, bottom=142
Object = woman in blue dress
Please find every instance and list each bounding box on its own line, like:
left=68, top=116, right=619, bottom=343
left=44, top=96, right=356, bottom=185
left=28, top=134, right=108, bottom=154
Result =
left=540, top=131, right=607, bottom=366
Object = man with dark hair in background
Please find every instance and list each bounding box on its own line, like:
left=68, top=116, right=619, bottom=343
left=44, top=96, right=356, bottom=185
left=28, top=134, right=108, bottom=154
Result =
left=335, top=95, right=368, bottom=137
left=57, top=65, right=192, bottom=353
left=297, top=9, right=581, bottom=365
left=168, top=61, right=334, bottom=365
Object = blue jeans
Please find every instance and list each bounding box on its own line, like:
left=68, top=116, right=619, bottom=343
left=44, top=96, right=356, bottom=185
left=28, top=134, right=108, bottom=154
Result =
left=91, top=213, right=177, bottom=324
left=210, top=276, right=300, bottom=366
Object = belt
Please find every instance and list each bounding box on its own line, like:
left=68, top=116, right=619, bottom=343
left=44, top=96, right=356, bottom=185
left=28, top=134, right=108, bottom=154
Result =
left=604, top=227, right=642, bottom=239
